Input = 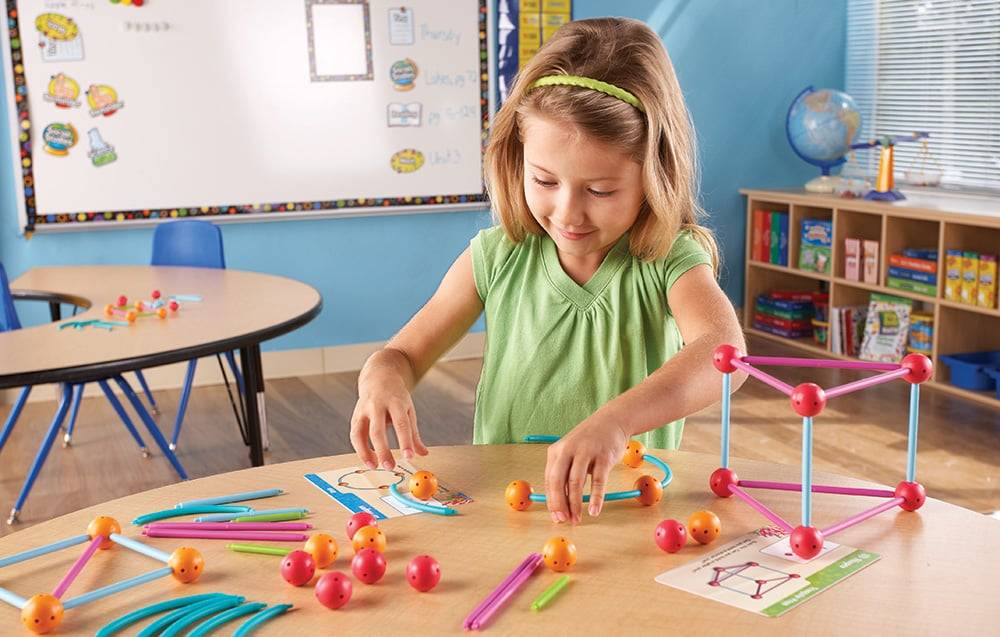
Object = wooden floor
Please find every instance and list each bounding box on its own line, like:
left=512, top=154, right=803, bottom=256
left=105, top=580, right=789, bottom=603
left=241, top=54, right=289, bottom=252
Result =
left=1, top=336, right=998, bottom=537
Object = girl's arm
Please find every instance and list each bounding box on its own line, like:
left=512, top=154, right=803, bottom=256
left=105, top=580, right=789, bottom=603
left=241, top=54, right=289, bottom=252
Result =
left=544, top=264, right=747, bottom=523
left=351, top=247, right=483, bottom=470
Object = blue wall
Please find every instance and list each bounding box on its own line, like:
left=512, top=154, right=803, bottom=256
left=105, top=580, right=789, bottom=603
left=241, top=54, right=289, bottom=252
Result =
left=0, top=1, right=845, bottom=351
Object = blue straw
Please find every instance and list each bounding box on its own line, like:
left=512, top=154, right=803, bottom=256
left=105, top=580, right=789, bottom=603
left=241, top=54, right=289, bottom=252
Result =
left=194, top=507, right=308, bottom=523
left=96, top=594, right=227, bottom=636
left=906, top=383, right=920, bottom=482
left=176, top=488, right=284, bottom=509
left=188, top=602, right=267, bottom=637
left=721, top=372, right=732, bottom=468
left=233, top=604, right=293, bottom=637
left=802, top=416, right=814, bottom=528
left=132, top=504, right=252, bottom=526
left=170, top=294, right=203, bottom=302
left=0, top=534, right=89, bottom=568
left=0, top=586, right=27, bottom=609
left=110, top=533, right=171, bottom=563
left=389, top=483, right=457, bottom=515
left=523, top=435, right=560, bottom=443
left=63, top=566, right=173, bottom=610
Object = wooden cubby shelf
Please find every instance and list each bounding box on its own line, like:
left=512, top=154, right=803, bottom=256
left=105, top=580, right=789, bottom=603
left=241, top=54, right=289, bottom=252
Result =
left=742, top=188, right=1000, bottom=409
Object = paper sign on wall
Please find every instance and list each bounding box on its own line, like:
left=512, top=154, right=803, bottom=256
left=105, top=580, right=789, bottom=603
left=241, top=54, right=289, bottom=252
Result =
left=388, top=7, right=414, bottom=45
left=36, top=13, right=85, bottom=62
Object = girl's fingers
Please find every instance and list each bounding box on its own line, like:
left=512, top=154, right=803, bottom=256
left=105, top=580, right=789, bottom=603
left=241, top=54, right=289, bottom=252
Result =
left=544, top=448, right=572, bottom=524
left=588, top=457, right=613, bottom=517
left=410, top=407, right=430, bottom=456
left=349, top=414, right=377, bottom=469
left=368, top=409, right=396, bottom=470
left=566, top=457, right=590, bottom=524
left=388, top=402, right=417, bottom=460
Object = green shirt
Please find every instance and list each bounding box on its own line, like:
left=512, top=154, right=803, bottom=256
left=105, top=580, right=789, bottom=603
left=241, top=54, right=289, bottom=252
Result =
left=470, top=226, right=713, bottom=450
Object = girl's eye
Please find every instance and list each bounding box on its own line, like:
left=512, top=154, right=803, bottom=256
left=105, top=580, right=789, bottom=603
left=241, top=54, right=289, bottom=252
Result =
left=588, top=188, right=614, bottom=197
left=532, top=176, right=556, bottom=188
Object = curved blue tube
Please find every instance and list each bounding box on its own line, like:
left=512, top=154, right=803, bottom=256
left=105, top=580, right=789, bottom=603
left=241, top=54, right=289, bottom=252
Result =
left=389, top=483, right=457, bottom=515
left=132, top=504, right=252, bottom=526
left=233, top=604, right=293, bottom=637
left=96, top=594, right=228, bottom=637
left=188, top=602, right=267, bottom=637
left=523, top=435, right=560, bottom=443
left=161, top=596, right=245, bottom=637
left=527, top=454, right=672, bottom=504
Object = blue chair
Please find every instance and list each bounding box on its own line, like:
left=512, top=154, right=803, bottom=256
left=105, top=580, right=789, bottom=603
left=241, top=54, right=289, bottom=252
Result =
left=150, top=220, right=248, bottom=451
left=0, top=262, right=187, bottom=524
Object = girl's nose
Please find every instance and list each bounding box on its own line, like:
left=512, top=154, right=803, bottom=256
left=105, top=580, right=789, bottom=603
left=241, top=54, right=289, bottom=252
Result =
left=553, top=188, right=586, bottom=228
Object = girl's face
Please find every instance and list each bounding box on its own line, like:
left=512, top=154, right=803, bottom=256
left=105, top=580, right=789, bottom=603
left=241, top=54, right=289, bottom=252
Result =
left=521, top=113, right=644, bottom=267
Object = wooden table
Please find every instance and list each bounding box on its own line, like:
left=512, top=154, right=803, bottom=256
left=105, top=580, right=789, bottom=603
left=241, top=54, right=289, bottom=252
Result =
left=0, top=446, right=995, bottom=635
left=1, top=266, right=322, bottom=467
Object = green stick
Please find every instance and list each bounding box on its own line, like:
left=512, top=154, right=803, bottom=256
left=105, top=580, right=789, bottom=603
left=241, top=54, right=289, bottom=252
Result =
left=531, top=575, right=570, bottom=611
left=232, top=511, right=307, bottom=523
left=227, top=543, right=292, bottom=556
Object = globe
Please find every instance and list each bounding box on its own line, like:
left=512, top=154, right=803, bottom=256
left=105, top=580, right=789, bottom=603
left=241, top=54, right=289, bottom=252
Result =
left=786, top=86, right=862, bottom=192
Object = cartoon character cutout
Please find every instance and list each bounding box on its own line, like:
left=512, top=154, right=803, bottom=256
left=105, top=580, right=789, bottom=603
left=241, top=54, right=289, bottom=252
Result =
left=87, top=128, right=117, bottom=167
left=36, top=13, right=85, bottom=62
left=42, top=122, right=78, bottom=156
left=86, top=84, right=124, bottom=117
left=44, top=73, right=81, bottom=108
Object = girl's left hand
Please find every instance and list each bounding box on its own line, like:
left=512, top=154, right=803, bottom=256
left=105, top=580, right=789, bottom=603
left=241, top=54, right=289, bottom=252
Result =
left=544, top=414, right=629, bottom=524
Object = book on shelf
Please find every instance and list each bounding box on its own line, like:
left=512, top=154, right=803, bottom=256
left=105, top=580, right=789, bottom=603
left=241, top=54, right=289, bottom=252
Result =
left=844, top=238, right=860, bottom=281
left=888, top=254, right=937, bottom=274
left=887, top=266, right=937, bottom=285
left=830, top=305, right=868, bottom=356
left=863, top=240, right=879, bottom=284
left=752, top=210, right=788, bottom=265
left=979, top=255, right=997, bottom=309
left=945, top=249, right=963, bottom=301
left=886, top=277, right=936, bottom=297
left=902, top=248, right=938, bottom=261
left=961, top=251, right=979, bottom=305
left=798, top=219, right=832, bottom=274
left=859, top=293, right=912, bottom=363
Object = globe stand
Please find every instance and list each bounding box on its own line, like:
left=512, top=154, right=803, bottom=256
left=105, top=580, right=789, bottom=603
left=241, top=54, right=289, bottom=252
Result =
left=804, top=175, right=848, bottom=194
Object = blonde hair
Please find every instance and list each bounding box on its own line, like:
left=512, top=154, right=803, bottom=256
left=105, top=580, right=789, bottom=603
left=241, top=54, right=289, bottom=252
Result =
left=484, top=17, right=719, bottom=270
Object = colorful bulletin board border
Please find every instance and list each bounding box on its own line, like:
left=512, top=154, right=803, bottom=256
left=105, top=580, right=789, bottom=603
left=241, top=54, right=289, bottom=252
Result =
left=4, top=0, right=490, bottom=232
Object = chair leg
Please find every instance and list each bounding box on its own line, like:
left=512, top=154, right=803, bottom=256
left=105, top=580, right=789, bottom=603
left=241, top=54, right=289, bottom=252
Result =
left=112, top=375, right=188, bottom=480
left=62, top=384, right=85, bottom=447
left=224, top=351, right=245, bottom=396
left=170, top=359, right=198, bottom=451
left=8, top=384, right=73, bottom=525
left=0, top=386, right=32, bottom=453
left=96, top=379, right=150, bottom=458
left=133, top=370, right=160, bottom=415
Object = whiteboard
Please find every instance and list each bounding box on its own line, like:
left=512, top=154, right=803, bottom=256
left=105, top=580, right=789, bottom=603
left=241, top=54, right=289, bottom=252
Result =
left=2, top=0, right=492, bottom=233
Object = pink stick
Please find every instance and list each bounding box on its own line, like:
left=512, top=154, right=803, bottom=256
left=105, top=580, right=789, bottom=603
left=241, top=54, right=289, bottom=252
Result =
left=824, top=367, right=910, bottom=399
left=142, top=528, right=307, bottom=542
left=738, top=480, right=895, bottom=498
left=144, top=522, right=312, bottom=532
left=822, top=498, right=905, bottom=536
left=728, top=485, right=793, bottom=532
left=731, top=360, right=794, bottom=396
left=471, top=554, right=543, bottom=630
left=52, top=536, right=104, bottom=599
left=742, top=356, right=900, bottom=371
left=463, top=553, right=540, bottom=630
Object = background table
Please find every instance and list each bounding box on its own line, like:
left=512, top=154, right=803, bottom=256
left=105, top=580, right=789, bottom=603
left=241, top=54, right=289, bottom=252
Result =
left=0, top=446, right=996, bottom=635
left=2, top=266, right=322, bottom=466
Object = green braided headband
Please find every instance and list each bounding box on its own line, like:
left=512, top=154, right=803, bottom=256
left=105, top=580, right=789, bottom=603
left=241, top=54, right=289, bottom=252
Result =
left=530, top=75, right=645, bottom=112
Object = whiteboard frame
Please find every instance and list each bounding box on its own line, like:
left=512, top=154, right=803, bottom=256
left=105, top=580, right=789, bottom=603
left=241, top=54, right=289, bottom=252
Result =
left=1, top=0, right=496, bottom=235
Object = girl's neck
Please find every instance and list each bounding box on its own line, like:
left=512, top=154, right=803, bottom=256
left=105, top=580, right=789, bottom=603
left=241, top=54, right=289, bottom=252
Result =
left=553, top=236, right=623, bottom=286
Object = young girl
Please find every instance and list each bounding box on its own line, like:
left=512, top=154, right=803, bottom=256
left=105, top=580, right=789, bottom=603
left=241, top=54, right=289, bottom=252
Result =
left=351, top=17, right=745, bottom=525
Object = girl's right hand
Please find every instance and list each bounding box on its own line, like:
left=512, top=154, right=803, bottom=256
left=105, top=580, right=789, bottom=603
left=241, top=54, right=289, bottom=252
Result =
left=350, top=371, right=429, bottom=470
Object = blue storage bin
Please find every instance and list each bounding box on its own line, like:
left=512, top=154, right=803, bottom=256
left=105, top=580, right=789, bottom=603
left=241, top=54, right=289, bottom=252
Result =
left=984, top=368, right=1000, bottom=400
left=939, top=350, right=1000, bottom=391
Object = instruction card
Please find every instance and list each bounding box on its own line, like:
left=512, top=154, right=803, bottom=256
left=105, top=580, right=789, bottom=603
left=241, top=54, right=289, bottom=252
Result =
left=305, top=461, right=473, bottom=520
left=655, top=527, right=879, bottom=617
